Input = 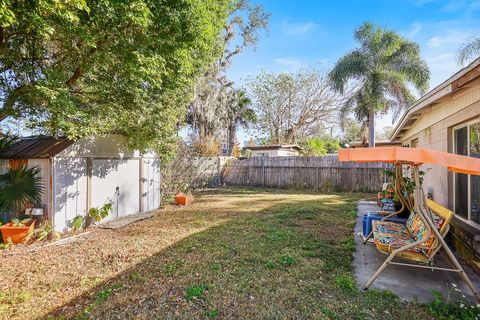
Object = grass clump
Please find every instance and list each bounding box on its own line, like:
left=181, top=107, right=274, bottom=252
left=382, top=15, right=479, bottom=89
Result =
left=335, top=275, right=356, bottom=294
left=203, top=308, right=219, bottom=318
left=279, top=254, right=297, bottom=267
left=185, top=284, right=207, bottom=301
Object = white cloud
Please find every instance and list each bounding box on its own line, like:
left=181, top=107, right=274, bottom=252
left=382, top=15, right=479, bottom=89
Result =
left=411, top=0, right=480, bottom=14
left=281, top=20, right=323, bottom=36
left=441, top=0, right=480, bottom=12
left=426, top=28, right=472, bottom=48
left=421, top=28, right=475, bottom=86
left=274, top=58, right=304, bottom=71
left=403, top=22, right=423, bottom=39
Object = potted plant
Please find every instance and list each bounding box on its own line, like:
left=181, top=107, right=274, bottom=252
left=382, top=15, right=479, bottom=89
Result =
left=0, top=164, right=43, bottom=244
left=0, top=218, right=35, bottom=244
left=175, top=191, right=193, bottom=206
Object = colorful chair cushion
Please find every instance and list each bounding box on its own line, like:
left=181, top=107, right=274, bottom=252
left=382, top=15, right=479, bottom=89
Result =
left=372, top=211, right=444, bottom=259
left=371, top=200, right=454, bottom=264
left=405, top=212, right=444, bottom=247
left=372, top=220, right=430, bottom=263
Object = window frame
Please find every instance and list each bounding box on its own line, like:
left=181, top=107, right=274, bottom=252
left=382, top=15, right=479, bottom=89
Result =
left=452, top=119, right=480, bottom=228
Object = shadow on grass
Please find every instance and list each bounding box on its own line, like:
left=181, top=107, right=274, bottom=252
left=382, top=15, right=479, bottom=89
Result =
left=41, top=190, right=428, bottom=320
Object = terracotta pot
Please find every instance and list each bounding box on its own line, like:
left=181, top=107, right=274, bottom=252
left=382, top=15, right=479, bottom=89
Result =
left=0, top=221, right=35, bottom=244
left=175, top=193, right=192, bottom=206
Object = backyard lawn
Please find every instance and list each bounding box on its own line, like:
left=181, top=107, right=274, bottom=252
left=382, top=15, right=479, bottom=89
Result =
left=0, top=187, right=455, bottom=319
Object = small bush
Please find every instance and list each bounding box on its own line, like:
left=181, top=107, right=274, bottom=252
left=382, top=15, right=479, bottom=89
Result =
left=71, top=216, right=84, bottom=230
left=427, top=289, right=480, bottom=320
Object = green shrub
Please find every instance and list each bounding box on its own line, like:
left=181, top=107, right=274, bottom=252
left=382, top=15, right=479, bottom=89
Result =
left=71, top=216, right=84, bottom=230
left=427, top=289, right=480, bottom=320
left=302, top=137, right=340, bottom=156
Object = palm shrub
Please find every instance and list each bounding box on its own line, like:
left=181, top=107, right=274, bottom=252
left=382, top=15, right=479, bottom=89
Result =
left=329, top=22, right=430, bottom=147
left=0, top=164, right=43, bottom=214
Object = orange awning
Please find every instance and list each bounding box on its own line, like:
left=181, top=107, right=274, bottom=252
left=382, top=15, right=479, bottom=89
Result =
left=338, top=147, right=480, bottom=176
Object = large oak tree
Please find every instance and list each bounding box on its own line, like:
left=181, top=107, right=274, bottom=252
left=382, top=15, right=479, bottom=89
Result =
left=0, top=0, right=230, bottom=156
left=247, top=69, right=343, bottom=144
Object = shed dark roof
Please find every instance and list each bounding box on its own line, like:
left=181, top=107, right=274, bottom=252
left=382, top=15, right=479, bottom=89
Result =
left=0, top=136, right=74, bottom=159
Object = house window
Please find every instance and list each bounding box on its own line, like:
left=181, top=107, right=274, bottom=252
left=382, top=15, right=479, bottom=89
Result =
left=453, top=121, right=480, bottom=225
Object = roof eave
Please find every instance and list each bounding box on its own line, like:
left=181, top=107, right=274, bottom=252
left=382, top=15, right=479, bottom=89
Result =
left=390, top=58, right=480, bottom=141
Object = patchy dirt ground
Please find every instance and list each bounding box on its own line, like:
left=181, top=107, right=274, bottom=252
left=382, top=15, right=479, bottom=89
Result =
left=0, top=187, right=467, bottom=319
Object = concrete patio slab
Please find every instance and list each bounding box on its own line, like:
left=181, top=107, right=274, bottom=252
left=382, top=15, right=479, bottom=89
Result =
left=354, top=200, right=480, bottom=303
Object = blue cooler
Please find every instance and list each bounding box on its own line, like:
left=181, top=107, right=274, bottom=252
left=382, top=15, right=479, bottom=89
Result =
left=362, top=213, right=408, bottom=237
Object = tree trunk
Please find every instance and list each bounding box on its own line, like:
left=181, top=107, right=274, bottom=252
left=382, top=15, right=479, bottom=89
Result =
left=285, top=128, right=296, bottom=144
left=227, top=122, right=236, bottom=156
left=197, top=123, right=205, bottom=140
left=368, top=108, right=375, bottom=148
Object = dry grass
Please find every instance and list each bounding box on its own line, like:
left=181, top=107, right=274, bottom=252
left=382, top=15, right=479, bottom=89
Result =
left=1, top=187, right=433, bottom=319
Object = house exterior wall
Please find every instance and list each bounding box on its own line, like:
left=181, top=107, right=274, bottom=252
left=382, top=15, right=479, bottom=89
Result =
left=400, top=80, right=480, bottom=208
left=398, top=80, right=480, bottom=270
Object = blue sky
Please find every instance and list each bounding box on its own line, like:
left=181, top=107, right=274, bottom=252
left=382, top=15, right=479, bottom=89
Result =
left=228, top=0, right=480, bottom=142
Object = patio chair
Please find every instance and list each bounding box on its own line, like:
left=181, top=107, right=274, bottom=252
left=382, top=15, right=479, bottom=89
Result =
left=364, top=167, right=478, bottom=300
left=362, top=163, right=414, bottom=243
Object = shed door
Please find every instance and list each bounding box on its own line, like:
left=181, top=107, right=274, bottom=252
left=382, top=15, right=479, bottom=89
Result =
left=142, top=158, right=161, bottom=211
left=54, top=158, right=88, bottom=232
left=92, top=159, right=140, bottom=220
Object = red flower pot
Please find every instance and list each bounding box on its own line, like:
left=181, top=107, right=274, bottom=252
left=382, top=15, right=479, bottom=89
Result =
left=175, top=193, right=192, bottom=206
left=0, top=221, right=35, bottom=244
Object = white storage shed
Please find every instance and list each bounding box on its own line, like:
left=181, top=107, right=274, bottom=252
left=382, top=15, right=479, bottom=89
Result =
left=0, top=134, right=160, bottom=232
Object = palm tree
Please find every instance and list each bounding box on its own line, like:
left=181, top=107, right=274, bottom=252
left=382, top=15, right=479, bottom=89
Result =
left=457, top=35, right=480, bottom=66
left=226, top=90, right=256, bottom=156
left=329, top=22, right=430, bottom=147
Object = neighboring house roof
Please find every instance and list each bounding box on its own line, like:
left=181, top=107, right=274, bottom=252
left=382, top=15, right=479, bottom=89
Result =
left=349, top=140, right=402, bottom=148
left=0, top=136, right=74, bottom=159
left=390, top=57, right=480, bottom=141
left=244, top=144, right=303, bottom=151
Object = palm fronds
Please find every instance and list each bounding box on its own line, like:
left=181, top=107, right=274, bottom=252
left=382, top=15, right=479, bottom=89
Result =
left=0, top=165, right=44, bottom=213
left=329, top=22, right=430, bottom=142
left=457, top=35, right=480, bottom=66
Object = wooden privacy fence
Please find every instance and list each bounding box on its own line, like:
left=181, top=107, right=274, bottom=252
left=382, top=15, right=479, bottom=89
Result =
left=221, top=155, right=390, bottom=192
